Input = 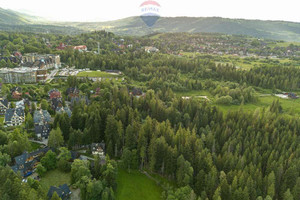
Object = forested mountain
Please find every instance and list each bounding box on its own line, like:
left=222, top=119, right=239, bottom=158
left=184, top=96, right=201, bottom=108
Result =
left=2, top=7, right=300, bottom=41
left=0, top=8, right=82, bottom=34
left=0, top=7, right=31, bottom=25
left=59, top=17, right=300, bottom=42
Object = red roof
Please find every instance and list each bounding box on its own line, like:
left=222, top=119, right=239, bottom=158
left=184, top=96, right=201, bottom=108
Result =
left=49, top=91, right=61, bottom=99
left=73, top=45, right=87, bottom=50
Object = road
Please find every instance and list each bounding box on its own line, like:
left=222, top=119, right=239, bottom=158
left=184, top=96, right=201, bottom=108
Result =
left=46, top=69, right=59, bottom=82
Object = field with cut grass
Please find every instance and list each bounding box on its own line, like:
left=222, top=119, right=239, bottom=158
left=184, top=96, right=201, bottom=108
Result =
left=175, top=88, right=300, bottom=116
left=40, top=169, right=71, bottom=190
left=77, top=71, right=120, bottom=78
left=116, top=169, right=163, bottom=200
left=216, top=95, right=300, bottom=116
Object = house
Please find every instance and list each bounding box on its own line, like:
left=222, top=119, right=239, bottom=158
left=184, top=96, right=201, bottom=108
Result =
left=288, top=92, right=299, bottom=99
left=48, top=89, right=61, bottom=99
left=130, top=88, right=144, bottom=97
left=282, top=92, right=299, bottom=99
left=34, top=109, right=52, bottom=139
left=22, top=53, right=61, bottom=68
left=70, top=96, right=89, bottom=108
left=47, top=184, right=71, bottom=200
left=34, top=110, right=52, bottom=125
left=73, top=45, right=87, bottom=51
left=145, top=46, right=159, bottom=53
left=51, top=98, right=63, bottom=111
left=0, top=68, right=37, bottom=84
left=16, top=98, right=31, bottom=109
left=91, top=143, right=105, bottom=158
left=11, top=87, right=22, bottom=100
left=16, top=99, right=25, bottom=109
left=11, top=147, right=52, bottom=177
left=66, top=87, right=79, bottom=98
left=13, top=51, right=22, bottom=59
left=70, top=151, right=79, bottom=161
left=4, top=107, right=25, bottom=127
left=57, top=43, right=67, bottom=50
left=0, top=98, right=9, bottom=115
left=56, top=106, right=72, bottom=117
left=91, top=87, right=101, bottom=98
left=35, top=124, right=51, bottom=139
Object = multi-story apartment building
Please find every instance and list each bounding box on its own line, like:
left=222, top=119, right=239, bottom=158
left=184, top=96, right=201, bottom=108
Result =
left=0, top=68, right=37, bottom=83
left=22, top=53, right=61, bottom=68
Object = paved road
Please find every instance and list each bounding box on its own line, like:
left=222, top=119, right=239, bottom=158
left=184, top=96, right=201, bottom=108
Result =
left=46, top=69, right=59, bottom=82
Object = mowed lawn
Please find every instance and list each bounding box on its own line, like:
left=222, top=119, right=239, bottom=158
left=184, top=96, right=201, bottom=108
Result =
left=217, top=95, right=300, bottom=116
left=116, top=169, right=163, bottom=200
left=77, top=71, right=120, bottom=78
left=40, top=169, right=71, bottom=190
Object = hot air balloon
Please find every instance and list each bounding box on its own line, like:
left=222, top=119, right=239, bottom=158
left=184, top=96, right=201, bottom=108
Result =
left=140, top=0, right=161, bottom=27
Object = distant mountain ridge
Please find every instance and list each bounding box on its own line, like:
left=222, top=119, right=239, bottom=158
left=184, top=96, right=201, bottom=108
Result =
left=2, top=7, right=300, bottom=42
left=0, top=7, right=31, bottom=25
left=61, top=16, right=300, bottom=42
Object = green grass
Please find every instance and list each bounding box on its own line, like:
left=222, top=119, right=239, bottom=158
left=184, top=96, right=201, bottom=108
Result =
left=0, top=117, right=4, bottom=125
left=145, top=170, right=177, bottom=188
left=116, top=168, right=163, bottom=200
left=40, top=169, right=71, bottom=190
left=77, top=71, right=120, bottom=78
left=175, top=88, right=300, bottom=116
left=216, top=95, right=300, bottom=116
left=29, top=141, right=43, bottom=151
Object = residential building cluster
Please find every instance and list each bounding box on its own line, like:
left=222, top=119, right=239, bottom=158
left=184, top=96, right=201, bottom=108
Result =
left=0, top=53, right=61, bottom=83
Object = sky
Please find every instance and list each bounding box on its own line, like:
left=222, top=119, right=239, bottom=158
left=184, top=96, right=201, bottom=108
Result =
left=1, top=0, right=299, bottom=22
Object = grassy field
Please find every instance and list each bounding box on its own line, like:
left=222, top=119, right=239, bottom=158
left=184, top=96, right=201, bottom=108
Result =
left=116, top=168, right=163, bottom=200
left=216, top=95, right=300, bottom=116
left=77, top=71, right=120, bottom=78
left=40, top=169, right=71, bottom=190
left=175, top=88, right=300, bottom=116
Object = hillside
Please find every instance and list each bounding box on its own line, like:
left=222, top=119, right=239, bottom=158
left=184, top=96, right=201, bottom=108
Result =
left=59, top=16, right=300, bottom=42
left=0, top=8, right=83, bottom=34
left=0, top=7, right=31, bottom=25
left=2, top=7, right=300, bottom=41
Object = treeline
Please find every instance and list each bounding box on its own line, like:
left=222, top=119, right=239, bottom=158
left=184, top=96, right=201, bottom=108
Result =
left=199, top=64, right=300, bottom=91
